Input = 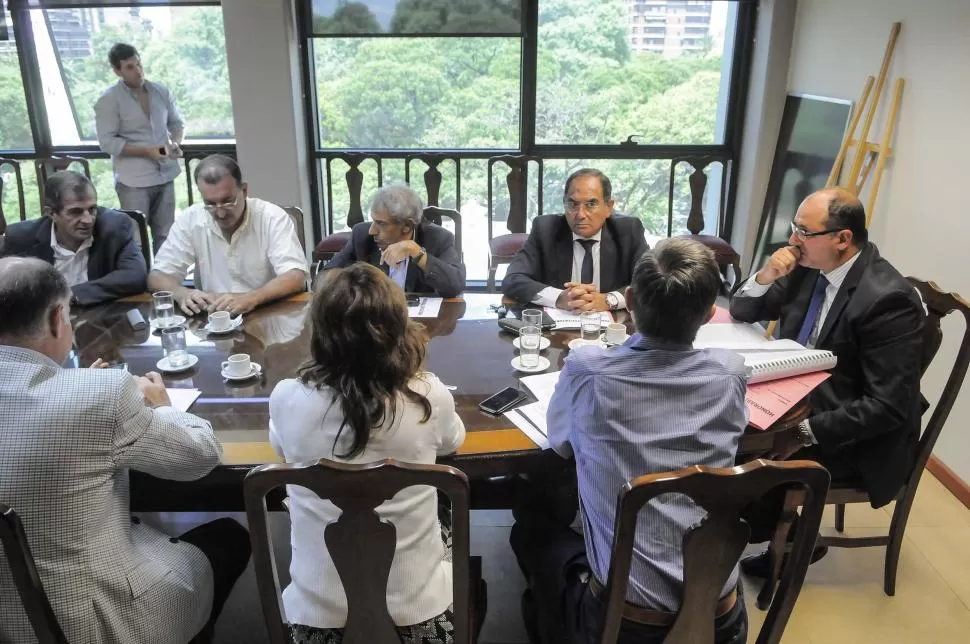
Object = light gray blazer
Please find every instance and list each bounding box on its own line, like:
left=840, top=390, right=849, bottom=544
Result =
left=0, top=346, right=220, bottom=644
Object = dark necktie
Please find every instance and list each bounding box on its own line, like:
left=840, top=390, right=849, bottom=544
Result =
left=577, top=239, right=596, bottom=285
left=797, top=274, right=829, bottom=346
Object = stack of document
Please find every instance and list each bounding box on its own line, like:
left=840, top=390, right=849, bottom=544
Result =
left=543, top=307, right=614, bottom=330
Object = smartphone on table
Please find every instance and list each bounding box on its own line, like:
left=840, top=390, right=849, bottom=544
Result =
left=479, top=386, right=528, bottom=415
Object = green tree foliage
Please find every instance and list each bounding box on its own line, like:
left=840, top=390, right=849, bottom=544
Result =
left=390, top=0, right=520, bottom=34
left=313, top=2, right=381, bottom=34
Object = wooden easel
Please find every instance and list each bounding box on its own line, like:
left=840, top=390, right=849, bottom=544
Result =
left=763, top=23, right=904, bottom=339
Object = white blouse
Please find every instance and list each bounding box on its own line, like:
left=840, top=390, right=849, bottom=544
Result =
left=268, top=372, right=466, bottom=628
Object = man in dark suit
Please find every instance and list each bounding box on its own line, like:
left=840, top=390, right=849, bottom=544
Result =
left=0, top=171, right=147, bottom=306
left=324, top=184, right=465, bottom=297
left=730, top=187, right=924, bottom=574
left=503, top=168, right=649, bottom=312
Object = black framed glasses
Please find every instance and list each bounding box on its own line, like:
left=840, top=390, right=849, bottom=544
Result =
left=790, top=221, right=844, bottom=240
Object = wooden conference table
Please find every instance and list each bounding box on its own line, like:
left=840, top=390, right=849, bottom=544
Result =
left=70, top=293, right=804, bottom=511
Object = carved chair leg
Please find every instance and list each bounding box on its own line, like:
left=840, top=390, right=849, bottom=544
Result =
left=757, top=492, right=799, bottom=610
left=834, top=503, right=846, bottom=533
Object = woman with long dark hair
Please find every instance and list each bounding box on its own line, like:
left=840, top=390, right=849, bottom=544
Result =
left=269, top=263, right=465, bottom=643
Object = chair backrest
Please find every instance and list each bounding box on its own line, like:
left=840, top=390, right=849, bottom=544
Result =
left=423, top=205, right=462, bottom=259
left=599, top=460, right=830, bottom=644
left=667, top=155, right=728, bottom=237
left=0, top=505, right=70, bottom=644
left=118, top=209, right=152, bottom=270
left=906, top=278, right=970, bottom=484
left=244, top=458, right=472, bottom=644
left=35, top=157, right=91, bottom=210
left=281, top=205, right=307, bottom=254
left=405, top=154, right=461, bottom=208
left=325, top=153, right=383, bottom=231
left=1, top=157, right=28, bottom=227
left=487, top=154, right=543, bottom=239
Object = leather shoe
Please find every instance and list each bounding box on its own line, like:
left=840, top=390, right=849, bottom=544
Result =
left=740, top=546, right=829, bottom=578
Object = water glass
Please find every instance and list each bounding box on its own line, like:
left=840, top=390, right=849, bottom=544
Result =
left=521, top=308, right=543, bottom=329
left=160, top=327, right=189, bottom=368
left=519, top=325, right=542, bottom=369
left=580, top=311, right=602, bottom=342
left=153, top=291, right=176, bottom=328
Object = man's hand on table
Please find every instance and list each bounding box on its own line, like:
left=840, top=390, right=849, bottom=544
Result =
left=556, top=282, right=610, bottom=312
left=208, top=293, right=259, bottom=316
left=135, top=372, right=172, bottom=409
left=173, top=287, right=215, bottom=316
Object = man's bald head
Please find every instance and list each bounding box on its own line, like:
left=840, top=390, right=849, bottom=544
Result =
left=0, top=257, right=72, bottom=343
left=802, top=187, right=868, bottom=246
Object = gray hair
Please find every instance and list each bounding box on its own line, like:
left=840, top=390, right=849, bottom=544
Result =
left=44, top=171, right=96, bottom=213
left=369, top=184, right=423, bottom=227
left=0, top=257, right=71, bottom=343
left=629, top=238, right=722, bottom=344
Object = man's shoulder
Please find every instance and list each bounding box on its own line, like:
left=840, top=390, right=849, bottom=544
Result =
left=696, top=347, right=748, bottom=377
left=855, top=245, right=921, bottom=308
left=95, top=82, right=123, bottom=105
left=606, top=214, right=645, bottom=234
left=419, top=220, right=455, bottom=245
left=3, top=217, right=45, bottom=244
left=531, top=214, right=568, bottom=232
left=249, top=198, right=289, bottom=225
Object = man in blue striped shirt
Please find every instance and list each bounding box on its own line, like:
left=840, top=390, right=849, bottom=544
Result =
left=511, top=238, right=749, bottom=643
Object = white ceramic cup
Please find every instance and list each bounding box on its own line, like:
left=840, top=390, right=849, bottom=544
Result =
left=209, top=310, right=232, bottom=331
left=222, top=353, right=251, bottom=377
left=606, top=323, right=627, bottom=345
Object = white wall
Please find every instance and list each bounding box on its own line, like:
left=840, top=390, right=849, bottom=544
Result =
left=756, top=0, right=970, bottom=482
left=221, top=0, right=312, bottom=249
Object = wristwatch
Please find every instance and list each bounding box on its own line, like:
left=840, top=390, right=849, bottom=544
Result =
left=792, top=420, right=814, bottom=447
left=414, top=247, right=427, bottom=263
left=605, top=292, right=620, bottom=311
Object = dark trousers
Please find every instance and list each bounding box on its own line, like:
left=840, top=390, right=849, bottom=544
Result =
left=741, top=445, right=857, bottom=543
left=510, top=512, right=747, bottom=644
left=179, top=518, right=252, bottom=642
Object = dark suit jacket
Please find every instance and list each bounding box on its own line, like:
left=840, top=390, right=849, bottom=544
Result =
left=325, top=220, right=466, bottom=297
left=730, top=244, right=924, bottom=507
left=502, top=214, right=650, bottom=304
left=0, top=208, right=147, bottom=306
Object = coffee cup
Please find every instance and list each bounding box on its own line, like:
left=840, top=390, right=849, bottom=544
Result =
left=222, top=353, right=251, bottom=377
left=209, top=311, right=232, bottom=332
left=605, top=323, right=627, bottom=345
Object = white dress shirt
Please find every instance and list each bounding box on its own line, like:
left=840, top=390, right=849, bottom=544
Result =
left=268, top=373, right=465, bottom=628
left=50, top=226, right=93, bottom=288
left=533, top=229, right=626, bottom=309
left=388, top=257, right=410, bottom=290
left=152, top=197, right=308, bottom=293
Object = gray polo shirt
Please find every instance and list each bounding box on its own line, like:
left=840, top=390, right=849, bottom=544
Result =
left=94, top=80, right=184, bottom=189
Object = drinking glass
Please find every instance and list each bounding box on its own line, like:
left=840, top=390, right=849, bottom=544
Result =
left=580, top=311, right=602, bottom=342
left=160, top=327, right=189, bottom=368
left=519, top=325, right=542, bottom=369
left=522, top=308, right=543, bottom=329
left=153, top=291, right=176, bottom=328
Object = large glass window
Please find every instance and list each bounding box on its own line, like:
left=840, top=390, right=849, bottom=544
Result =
left=0, top=9, right=33, bottom=151
left=32, top=6, right=234, bottom=146
left=535, top=0, right=736, bottom=145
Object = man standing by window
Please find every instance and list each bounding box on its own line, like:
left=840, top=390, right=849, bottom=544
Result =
left=95, top=42, right=183, bottom=253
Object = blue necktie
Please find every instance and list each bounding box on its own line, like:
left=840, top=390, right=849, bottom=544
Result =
left=577, top=239, right=596, bottom=285
left=797, top=274, right=829, bottom=346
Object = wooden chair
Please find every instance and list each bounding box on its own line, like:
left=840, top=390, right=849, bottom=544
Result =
left=487, top=155, right=543, bottom=292
left=0, top=504, right=70, bottom=644
left=599, top=460, right=830, bottom=644
left=313, top=153, right=383, bottom=268
left=668, top=156, right=742, bottom=291
left=244, top=458, right=480, bottom=644
left=405, top=154, right=461, bottom=208
left=1, top=157, right=28, bottom=232
left=423, top=205, right=463, bottom=259
left=118, top=209, right=152, bottom=270
left=281, top=205, right=306, bottom=254
left=35, top=157, right=91, bottom=210
left=760, top=278, right=970, bottom=605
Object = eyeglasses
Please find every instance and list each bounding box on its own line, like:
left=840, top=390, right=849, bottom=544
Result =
left=790, top=221, right=844, bottom=240
left=564, top=199, right=602, bottom=213
left=203, top=192, right=242, bottom=214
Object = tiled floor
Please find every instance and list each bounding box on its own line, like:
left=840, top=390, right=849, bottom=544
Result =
left=213, top=474, right=970, bottom=643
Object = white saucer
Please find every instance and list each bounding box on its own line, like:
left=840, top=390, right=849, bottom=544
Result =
left=205, top=315, right=243, bottom=334
left=512, top=336, right=551, bottom=351
left=600, top=332, right=631, bottom=347
left=568, top=338, right=606, bottom=350
left=152, top=315, right=187, bottom=329
left=511, top=356, right=551, bottom=373
left=156, top=353, right=199, bottom=373
left=222, top=362, right=262, bottom=381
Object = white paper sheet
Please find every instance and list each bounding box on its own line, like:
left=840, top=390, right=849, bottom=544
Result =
left=505, top=406, right=550, bottom=450
left=543, top=307, right=614, bottom=330
left=165, top=388, right=201, bottom=412
left=408, top=297, right=443, bottom=319
left=518, top=371, right=562, bottom=403
left=693, top=322, right=804, bottom=351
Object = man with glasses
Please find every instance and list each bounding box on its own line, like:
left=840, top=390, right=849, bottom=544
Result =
left=730, top=187, right=924, bottom=574
left=148, top=155, right=308, bottom=316
left=0, top=171, right=146, bottom=306
left=503, top=168, right=649, bottom=312
left=95, top=43, right=183, bottom=253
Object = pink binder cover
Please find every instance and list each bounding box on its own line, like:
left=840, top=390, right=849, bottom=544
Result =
left=746, top=371, right=832, bottom=430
